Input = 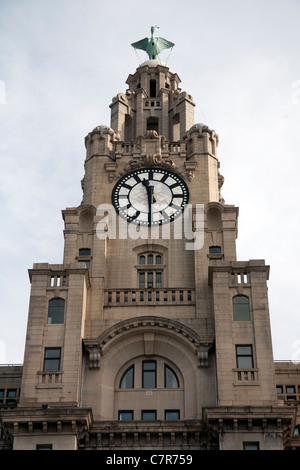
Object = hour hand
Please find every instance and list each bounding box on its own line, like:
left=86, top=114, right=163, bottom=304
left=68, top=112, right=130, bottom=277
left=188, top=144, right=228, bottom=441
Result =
left=142, top=179, right=156, bottom=204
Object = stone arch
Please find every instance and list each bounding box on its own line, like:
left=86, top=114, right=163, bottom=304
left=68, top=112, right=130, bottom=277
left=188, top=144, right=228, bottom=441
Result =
left=83, top=317, right=214, bottom=420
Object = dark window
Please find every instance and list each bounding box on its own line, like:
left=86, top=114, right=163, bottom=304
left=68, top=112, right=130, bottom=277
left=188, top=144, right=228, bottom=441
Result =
left=286, top=386, right=296, bottom=394
left=7, top=389, right=17, bottom=397
left=139, top=255, right=145, bottom=265
left=37, top=444, right=53, bottom=450
left=165, top=410, right=180, bottom=420
left=150, top=79, right=156, bottom=97
left=236, top=345, right=254, bottom=369
left=165, top=365, right=179, bottom=388
left=276, top=385, right=283, bottom=394
left=79, top=248, right=91, bottom=256
left=156, top=272, right=162, bottom=288
left=142, top=410, right=157, bottom=421
left=0, top=390, right=4, bottom=398
left=142, top=361, right=156, bottom=388
left=243, top=442, right=259, bottom=450
left=44, top=348, right=61, bottom=372
left=233, top=295, right=250, bottom=321
left=119, top=410, right=133, bottom=421
left=209, top=246, right=222, bottom=254
left=148, top=254, right=153, bottom=265
left=47, top=298, right=65, bottom=324
left=147, top=272, right=153, bottom=288
left=120, top=365, right=134, bottom=389
left=139, top=272, right=145, bottom=288
left=147, top=117, right=159, bottom=133
left=156, top=255, right=162, bottom=264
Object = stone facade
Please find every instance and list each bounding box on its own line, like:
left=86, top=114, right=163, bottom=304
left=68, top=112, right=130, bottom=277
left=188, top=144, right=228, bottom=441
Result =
left=1, top=55, right=299, bottom=451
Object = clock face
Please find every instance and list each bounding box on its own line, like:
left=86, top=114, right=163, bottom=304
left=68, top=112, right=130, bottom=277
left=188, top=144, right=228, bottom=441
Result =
left=111, top=168, right=189, bottom=226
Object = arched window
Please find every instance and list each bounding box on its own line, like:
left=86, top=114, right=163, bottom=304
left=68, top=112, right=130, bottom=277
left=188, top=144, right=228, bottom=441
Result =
left=233, top=295, right=250, bottom=321
left=120, top=365, right=134, bottom=389
left=165, top=365, right=179, bottom=388
left=47, top=298, right=65, bottom=324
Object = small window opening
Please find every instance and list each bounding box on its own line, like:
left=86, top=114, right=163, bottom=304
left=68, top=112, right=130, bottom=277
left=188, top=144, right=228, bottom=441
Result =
left=150, top=79, right=156, bottom=97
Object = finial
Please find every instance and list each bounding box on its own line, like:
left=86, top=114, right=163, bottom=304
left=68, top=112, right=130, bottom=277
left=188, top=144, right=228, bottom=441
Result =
left=131, top=26, right=175, bottom=60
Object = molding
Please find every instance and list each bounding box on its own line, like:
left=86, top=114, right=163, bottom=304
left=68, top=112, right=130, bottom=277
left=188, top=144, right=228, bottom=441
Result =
left=83, top=316, right=214, bottom=369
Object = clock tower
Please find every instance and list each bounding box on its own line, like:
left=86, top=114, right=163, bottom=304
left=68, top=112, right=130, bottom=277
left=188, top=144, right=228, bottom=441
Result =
left=4, top=30, right=295, bottom=450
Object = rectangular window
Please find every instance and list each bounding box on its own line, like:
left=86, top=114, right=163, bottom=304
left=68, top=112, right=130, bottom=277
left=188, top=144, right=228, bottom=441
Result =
left=156, top=272, right=162, bottom=288
left=236, top=345, right=254, bottom=369
left=36, top=444, right=53, bottom=450
left=147, top=272, right=153, bottom=288
left=165, top=410, right=180, bottom=420
left=142, top=361, right=156, bottom=388
left=286, top=386, right=296, bottom=394
left=276, top=385, right=283, bottom=394
left=139, top=272, right=145, bottom=288
left=243, top=442, right=259, bottom=450
left=142, top=410, right=157, bottom=421
left=119, top=411, right=133, bottom=421
left=44, top=348, right=61, bottom=372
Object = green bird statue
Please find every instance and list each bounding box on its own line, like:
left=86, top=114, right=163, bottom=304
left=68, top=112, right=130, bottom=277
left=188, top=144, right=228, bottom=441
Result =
left=131, top=26, right=175, bottom=60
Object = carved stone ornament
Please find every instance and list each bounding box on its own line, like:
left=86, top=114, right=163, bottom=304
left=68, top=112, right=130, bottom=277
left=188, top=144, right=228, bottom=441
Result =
left=124, top=154, right=177, bottom=173
left=84, top=342, right=102, bottom=369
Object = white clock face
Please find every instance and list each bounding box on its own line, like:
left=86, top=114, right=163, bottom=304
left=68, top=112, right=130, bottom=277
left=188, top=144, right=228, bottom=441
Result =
left=112, top=168, right=189, bottom=226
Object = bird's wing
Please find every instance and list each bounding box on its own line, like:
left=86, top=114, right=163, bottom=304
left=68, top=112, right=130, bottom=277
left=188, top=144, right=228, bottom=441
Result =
left=155, top=37, right=175, bottom=54
left=131, top=38, right=149, bottom=52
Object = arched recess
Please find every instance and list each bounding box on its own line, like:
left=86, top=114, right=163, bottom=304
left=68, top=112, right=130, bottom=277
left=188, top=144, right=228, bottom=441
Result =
left=205, top=202, right=223, bottom=231
left=78, top=205, right=96, bottom=232
left=83, top=317, right=214, bottom=420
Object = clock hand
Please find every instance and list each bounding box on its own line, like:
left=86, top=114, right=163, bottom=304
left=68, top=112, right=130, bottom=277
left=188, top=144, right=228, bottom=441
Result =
left=142, top=179, right=154, bottom=224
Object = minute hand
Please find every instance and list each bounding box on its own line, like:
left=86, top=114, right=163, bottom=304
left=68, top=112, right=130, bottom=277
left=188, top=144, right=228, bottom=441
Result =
left=142, top=179, right=155, bottom=224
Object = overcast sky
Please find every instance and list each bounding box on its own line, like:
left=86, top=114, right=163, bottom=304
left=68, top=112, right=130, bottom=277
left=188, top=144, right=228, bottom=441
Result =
left=1, top=0, right=300, bottom=363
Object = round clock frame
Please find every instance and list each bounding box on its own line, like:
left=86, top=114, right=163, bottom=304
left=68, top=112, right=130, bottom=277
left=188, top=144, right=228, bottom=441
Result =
left=111, top=168, right=189, bottom=226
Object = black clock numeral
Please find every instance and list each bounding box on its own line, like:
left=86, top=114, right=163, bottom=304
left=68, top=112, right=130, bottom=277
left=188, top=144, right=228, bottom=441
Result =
left=170, top=204, right=183, bottom=212
left=160, top=210, right=169, bottom=220
left=130, top=211, right=141, bottom=221
left=120, top=202, right=132, bottom=210
left=133, top=174, right=142, bottom=183
left=122, top=183, right=134, bottom=190
left=170, top=182, right=180, bottom=190
left=160, top=174, right=169, bottom=183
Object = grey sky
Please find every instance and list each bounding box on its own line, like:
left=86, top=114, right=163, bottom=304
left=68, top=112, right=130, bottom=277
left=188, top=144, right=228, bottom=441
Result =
left=1, top=0, right=300, bottom=363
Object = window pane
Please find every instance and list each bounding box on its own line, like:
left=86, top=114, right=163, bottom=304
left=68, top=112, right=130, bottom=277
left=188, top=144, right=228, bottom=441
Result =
left=165, top=410, right=180, bottom=420
left=147, top=272, right=153, bottom=288
left=236, top=345, right=253, bottom=369
left=139, top=255, right=145, bottom=265
left=165, top=365, right=179, bottom=388
left=44, top=348, right=61, bottom=372
left=243, top=442, right=259, bottom=450
left=120, top=366, right=134, bottom=389
left=139, top=272, right=145, bottom=288
left=156, top=272, right=162, bottom=288
left=79, top=248, right=91, bottom=256
left=148, top=254, right=153, bottom=265
left=142, top=361, right=156, bottom=388
left=286, top=386, right=296, bottom=394
left=209, top=246, right=221, bottom=254
left=142, top=410, right=156, bottom=420
left=233, top=296, right=250, bottom=321
left=156, top=255, right=162, bottom=264
left=47, top=298, right=65, bottom=324
left=119, top=411, right=133, bottom=421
